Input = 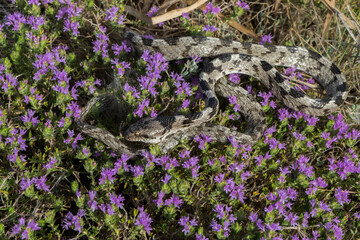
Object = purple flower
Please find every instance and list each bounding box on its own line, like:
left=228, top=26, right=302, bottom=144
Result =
left=135, top=206, right=152, bottom=234
left=28, top=0, right=40, bottom=5
left=267, top=222, right=282, bottom=231
left=236, top=1, right=250, bottom=10
left=19, top=177, right=33, bottom=191
left=27, top=16, right=45, bottom=30
left=88, top=190, right=98, bottom=211
left=320, top=131, right=330, bottom=140
left=105, top=6, right=119, bottom=21
left=62, top=209, right=86, bottom=232
left=33, top=176, right=50, bottom=192
left=109, top=192, right=125, bottom=208
left=319, top=201, right=331, bottom=212
left=256, top=219, right=265, bottom=231
left=82, top=147, right=90, bottom=156
left=112, top=41, right=131, bottom=55
left=5, top=12, right=26, bottom=31
left=259, top=34, right=273, bottom=45
left=154, top=191, right=166, bottom=207
left=181, top=12, right=190, bottom=20
left=249, top=212, right=258, bottom=222
left=284, top=212, right=299, bottom=227
left=210, top=219, right=222, bottom=232
left=21, top=109, right=39, bottom=126
left=92, top=26, right=109, bottom=58
left=229, top=73, right=241, bottom=84
left=162, top=174, right=172, bottom=184
left=111, top=59, right=131, bottom=77
left=117, top=15, right=125, bottom=26
left=214, top=173, right=225, bottom=183
left=99, top=167, right=116, bottom=184
left=202, top=3, right=221, bottom=15
left=178, top=216, right=198, bottom=235
left=63, top=19, right=80, bottom=36
left=196, top=233, right=209, bottom=240
left=228, top=95, right=237, bottom=104
left=133, top=98, right=150, bottom=117
left=202, top=25, right=218, bottom=32
left=11, top=217, right=41, bottom=239
left=131, top=165, right=144, bottom=177
left=292, top=131, right=306, bottom=141
left=334, top=187, right=351, bottom=206
left=210, top=204, right=237, bottom=237
left=164, top=194, right=183, bottom=209
left=182, top=98, right=190, bottom=109
left=146, top=6, right=159, bottom=17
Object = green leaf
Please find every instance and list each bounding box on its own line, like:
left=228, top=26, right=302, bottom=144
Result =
left=71, top=180, right=79, bottom=193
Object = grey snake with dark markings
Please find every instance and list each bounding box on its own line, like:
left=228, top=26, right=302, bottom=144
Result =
left=75, top=30, right=347, bottom=156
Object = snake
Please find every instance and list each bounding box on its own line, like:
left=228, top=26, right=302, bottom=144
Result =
left=76, top=30, right=347, bottom=156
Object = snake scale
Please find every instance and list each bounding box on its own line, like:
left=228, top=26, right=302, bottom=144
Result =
left=76, top=30, right=347, bottom=156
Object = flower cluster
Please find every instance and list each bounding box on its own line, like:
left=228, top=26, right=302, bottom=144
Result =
left=62, top=209, right=86, bottom=233
left=135, top=206, right=153, bottom=234
left=210, top=204, right=237, bottom=237
left=105, top=6, right=125, bottom=26
left=178, top=216, right=198, bottom=235
left=93, top=26, right=110, bottom=59
left=56, top=0, right=83, bottom=36
left=10, top=217, right=41, bottom=239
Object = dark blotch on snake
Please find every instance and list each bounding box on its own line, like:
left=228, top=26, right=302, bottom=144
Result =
left=142, top=38, right=154, bottom=46
left=286, top=46, right=298, bottom=53
left=330, top=63, right=342, bottom=75
left=260, top=60, right=273, bottom=71
left=220, top=54, right=232, bottom=63
left=289, top=88, right=305, bottom=98
left=125, top=31, right=135, bottom=40
left=207, top=97, right=218, bottom=110
left=183, top=112, right=203, bottom=125
left=274, top=72, right=284, bottom=83
left=264, top=45, right=277, bottom=52
left=240, top=54, right=252, bottom=62
left=203, top=62, right=215, bottom=74
left=164, top=38, right=180, bottom=45
left=308, top=50, right=322, bottom=60
left=336, top=82, right=347, bottom=92
left=335, top=96, right=343, bottom=105
left=159, top=116, right=176, bottom=129
left=192, top=36, right=207, bottom=43
left=199, top=80, right=211, bottom=91
left=241, top=42, right=252, bottom=50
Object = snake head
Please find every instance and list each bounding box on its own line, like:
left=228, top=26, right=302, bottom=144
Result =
left=124, top=117, right=169, bottom=144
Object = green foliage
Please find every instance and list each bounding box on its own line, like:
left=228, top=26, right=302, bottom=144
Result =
left=0, top=0, right=359, bottom=239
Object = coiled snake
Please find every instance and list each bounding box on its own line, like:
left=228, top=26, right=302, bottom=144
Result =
left=76, top=31, right=347, bottom=156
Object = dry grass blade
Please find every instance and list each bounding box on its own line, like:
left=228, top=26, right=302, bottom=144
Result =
left=142, top=0, right=154, bottom=13
left=217, top=12, right=261, bottom=41
left=158, top=0, right=182, bottom=14
left=319, top=0, right=356, bottom=29
left=321, top=0, right=335, bottom=42
left=125, top=0, right=208, bottom=25
left=346, top=5, right=360, bottom=45
left=274, top=0, right=281, bottom=11
left=337, top=6, right=360, bottom=45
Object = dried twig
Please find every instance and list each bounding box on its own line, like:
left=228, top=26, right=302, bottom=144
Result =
left=125, top=0, right=208, bottom=25
left=319, top=0, right=356, bottom=29
left=217, top=12, right=261, bottom=42
left=321, top=0, right=335, bottom=41
left=158, top=0, right=182, bottom=15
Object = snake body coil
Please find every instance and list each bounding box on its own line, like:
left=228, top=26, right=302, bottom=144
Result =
left=123, top=31, right=347, bottom=149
